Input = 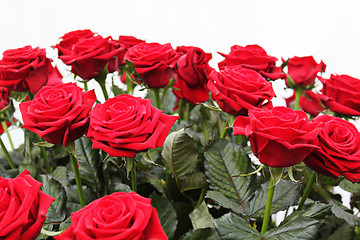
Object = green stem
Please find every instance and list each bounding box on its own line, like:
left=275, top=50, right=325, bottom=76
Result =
left=195, top=187, right=207, bottom=208
left=83, top=82, right=88, bottom=91
left=294, top=89, right=303, bottom=111
left=298, top=171, right=316, bottom=210
left=178, top=99, right=184, bottom=120
left=153, top=88, right=161, bottom=109
left=2, top=121, right=14, bottom=151
left=261, top=177, right=275, bottom=237
left=0, top=137, right=15, bottom=169
left=131, top=166, right=137, bottom=192
left=184, top=101, right=190, bottom=122
left=37, top=136, right=51, bottom=173
left=69, top=153, right=85, bottom=207
left=98, top=81, right=109, bottom=101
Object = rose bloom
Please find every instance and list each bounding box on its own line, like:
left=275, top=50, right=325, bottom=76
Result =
left=54, top=192, right=167, bottom=240
left=53, top=29, right=95, bottom=56
left=87, top=94, right=179, bottom=157
left=0, top=45, right=52, bottom=93
left=218, top=44, right=285, bottom=80
left=233, top=106, right=322, bottom=167
left=124, top=42, right=180, bottom=88
left=0, top=170, right=54, bottom=240
left=284, top=56, right=326, bottom=87
left=117, top=35, right=145, bottom=84
left=20, top=82, right=96, bottom=146
left=207, top=67, right=275, bottom=116
left=304, top=115, right=360, bottom=182
left=56, top=33, right=125, bottom=80
left=173, top=46, right=212, bottom=104
left=46, top=66, right=63, bottom=86
left=318, top=74, right=360, bottom=116
left=285, top=90, right=325, bottom=117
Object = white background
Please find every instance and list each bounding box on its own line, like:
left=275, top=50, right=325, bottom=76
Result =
left=1, top=0, right=359, bottom=215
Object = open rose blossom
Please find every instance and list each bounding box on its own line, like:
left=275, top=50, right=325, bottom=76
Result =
left=53, top=29, right=95, bottom=56
left=207, top=67, right=275, bottom=116
left=284, top=56, right=326, bottom=87
left=87, top=94, right=179, bottom=157
left=218, top=44, right=285, bottom=80
left=173, top=46, right=212, bottom=104
left=54, top=192, right=167, bottom=240
left=19, top=83, right=96, bottom=146
left=124, top=42, right=180, bottom=88
left=318, top=74, right=360, bottom=116
left=304, top=115, right=360, bottom=182
left=233, top=106, right=322, bottom=167
left=56, top=33, right=125, bottom=80
left=0, top=45, right=53, bottom=93
left=0, top=170, right=54, bottom=240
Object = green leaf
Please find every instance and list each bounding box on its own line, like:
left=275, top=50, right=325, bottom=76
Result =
left=52, top=166, right=69, bottom=188
left=339, top=178, right=360, bottom=193
left=328, top=223, right=354, bottom=240
left=206, top=190, right=243, bottom=215
left=248, top=180, right=301, bottom=217
left=34, top=141, right=54, bottom=148
left=75, top=136, right=101, bottom=192
left=329, top=200, right=360, bottom=227
left=204, top=139, right=256, bottom=216
left=189, top=201, right=214, bottom=229
left=40, top=174, right=67, bottom=223
left=162, top=129, right=198, bottom=179
left=264, top=217, right=320, bottom=240
left=18, top=164, right=37, bottom=177
left=212, top=213, right=261, bottom=239
left=180, top=228, right=220, bottom=240
left=150, top=193, right=177, bottom=240
left=162, top=128, right=207, bottom=191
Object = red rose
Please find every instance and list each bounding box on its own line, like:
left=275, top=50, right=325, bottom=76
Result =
left=0, top=170, right=54, bottom=240
left=53, top=29, right=95, bottom=56
left=284, top=56, right=326, bottom=87
left=118, top=35, right=145, bottom=50
left=285, top=90, right=325, bottom=117
left=218, top=45, right=285, bottom=80
left=54, top=192, right=167, bottom=240
left=0, top=46, right=52, bottom=93
left=0, top=87, right=10, bottom=111
left=58, top=34, right=125, bottom=80
left=124, top=42, right=179, bottom=88
left=19, top=83, right=96, bottom=146
left=87, top=94, right=179, bottom=157
left=233, top=106, right=322, bottom=167
left=207, top=67, right=275, bottom=116
left=304, top=115, right=360, bottom=182
left=318, top=74, right=360, bottom=116
left=173, top=46, right=212, bottom=104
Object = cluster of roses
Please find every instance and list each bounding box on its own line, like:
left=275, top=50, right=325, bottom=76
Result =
left=0, top=28, right=360, bottom=239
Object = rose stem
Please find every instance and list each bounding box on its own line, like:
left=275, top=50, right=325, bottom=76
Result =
left=69, top=152, right=85, bottom=207
left=178, top=99, right=184, bottom=120
left=261, top=176, right=275, bottom=237
left=184, top=101, right=190, bottom=122
left=153, top=88, right=161, bottom=109
left=37, top=135, right=51, bottom=173
left=131, top=167, right=137, bottom=192
left=0, top=137, right=15, bottom=169
left=297, top=171, right=316, bottom=210
left=294, top=88, right=304, bottom=110
left=83, top=82, right=88, bottom=91
left=220, top=117, right=230, bottom=139
left=98, top=81, right=109, bottom=101
left=1, top=121, right=14, bottom=151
